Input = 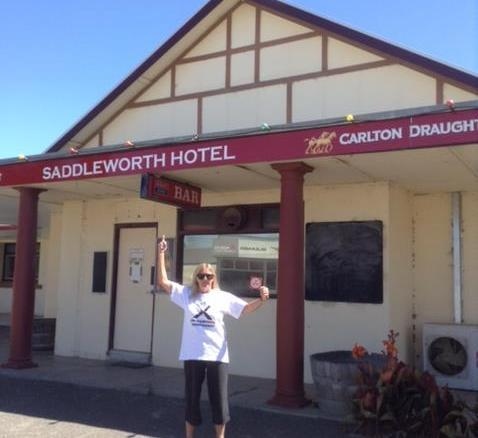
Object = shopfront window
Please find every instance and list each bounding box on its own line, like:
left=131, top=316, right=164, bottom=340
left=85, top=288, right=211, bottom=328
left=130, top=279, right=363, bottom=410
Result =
left=182, top=234, right=278, bottom=297
left=1, top=242, right=40, bottom=284
left=179, top=204, right=280, bottom=298
left=2, top=243, right=16, bottom=281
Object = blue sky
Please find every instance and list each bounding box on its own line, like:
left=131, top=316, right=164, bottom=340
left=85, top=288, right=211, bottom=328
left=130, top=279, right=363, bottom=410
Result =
left=0, top=0, right=476, bottom=159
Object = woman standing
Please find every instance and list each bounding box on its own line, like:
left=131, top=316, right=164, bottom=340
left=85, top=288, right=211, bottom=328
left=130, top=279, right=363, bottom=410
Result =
left=156, top=236, right=269, bottom=438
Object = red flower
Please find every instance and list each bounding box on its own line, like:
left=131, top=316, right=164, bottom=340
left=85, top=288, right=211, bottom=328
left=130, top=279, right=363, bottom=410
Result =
left=381, top=330, right=399, bottom=359
left=352, top=343, right=368, bottom=359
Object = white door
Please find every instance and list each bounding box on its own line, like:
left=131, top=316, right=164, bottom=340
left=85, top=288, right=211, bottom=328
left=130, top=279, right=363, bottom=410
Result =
left=113, top=226, right=156, bottom=353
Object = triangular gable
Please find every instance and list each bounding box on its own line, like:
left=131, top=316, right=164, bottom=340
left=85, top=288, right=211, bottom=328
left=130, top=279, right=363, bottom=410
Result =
left=328, top=38, right=383, bottom=69
left=185, top=20, right=228, bottom=57
left=261, top=9, right=312, bottom=41
left=47, top=0, right=478, bottom=154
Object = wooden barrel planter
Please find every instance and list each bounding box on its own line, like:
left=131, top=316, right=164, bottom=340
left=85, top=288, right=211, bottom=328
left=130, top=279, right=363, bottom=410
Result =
left=32, top=318, right=56, bottom=351
left=310, top=350, right=386, bottom=418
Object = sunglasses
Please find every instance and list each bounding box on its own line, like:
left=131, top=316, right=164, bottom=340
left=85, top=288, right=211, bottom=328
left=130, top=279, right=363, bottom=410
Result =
left=197, top=273, right=214, bottom=281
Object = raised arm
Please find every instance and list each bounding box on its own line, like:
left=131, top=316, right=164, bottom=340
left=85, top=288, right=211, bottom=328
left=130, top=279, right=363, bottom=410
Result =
left=156, top=235, right=173, bottom=294
left=241, top=286, right=270, bottom=316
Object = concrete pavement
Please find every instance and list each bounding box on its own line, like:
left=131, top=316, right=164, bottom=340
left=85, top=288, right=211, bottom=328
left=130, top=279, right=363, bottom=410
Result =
left=0, top=376, right=351, bottom=437
left=1, top=324, right=476, bottom=437
left=0, top=326, right=349, bottom=437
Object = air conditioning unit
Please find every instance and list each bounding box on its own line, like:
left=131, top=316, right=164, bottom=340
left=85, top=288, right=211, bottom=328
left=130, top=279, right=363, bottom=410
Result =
left=423, top=323, right=478, bottom=391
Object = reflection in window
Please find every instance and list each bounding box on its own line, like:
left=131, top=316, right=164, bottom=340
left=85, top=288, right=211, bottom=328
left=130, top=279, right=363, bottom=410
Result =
left=182, top=234, right=278, bottom=297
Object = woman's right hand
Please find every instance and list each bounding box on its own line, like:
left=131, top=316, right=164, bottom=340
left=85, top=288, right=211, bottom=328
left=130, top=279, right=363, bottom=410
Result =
left=156, top=235, right=172, bottom=294
left=158, top=235, right=168, bottom=253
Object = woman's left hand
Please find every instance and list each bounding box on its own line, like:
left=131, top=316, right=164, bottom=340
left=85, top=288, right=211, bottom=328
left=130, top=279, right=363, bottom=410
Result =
left=259, top=286, right=270, bottom=301
left=241, top=286, right=270, bottom=316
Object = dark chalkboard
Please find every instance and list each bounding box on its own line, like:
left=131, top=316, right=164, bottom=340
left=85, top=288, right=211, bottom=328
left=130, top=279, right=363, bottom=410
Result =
left=305, top=221, right=383, bottom=303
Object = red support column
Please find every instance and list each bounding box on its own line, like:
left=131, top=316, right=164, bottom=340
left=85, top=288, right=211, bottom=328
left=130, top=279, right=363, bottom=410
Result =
left=2, top=187, right=44, bottom=369
left=269, top=162, right=313, bottom=408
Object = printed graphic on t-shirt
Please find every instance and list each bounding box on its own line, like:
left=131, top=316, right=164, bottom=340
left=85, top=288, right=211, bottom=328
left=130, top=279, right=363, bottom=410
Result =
left=191, top=302, right=215, bottom=327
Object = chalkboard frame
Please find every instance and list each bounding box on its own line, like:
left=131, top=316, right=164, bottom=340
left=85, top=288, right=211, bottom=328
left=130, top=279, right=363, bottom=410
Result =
left=305, top=220, right=383, bottom=303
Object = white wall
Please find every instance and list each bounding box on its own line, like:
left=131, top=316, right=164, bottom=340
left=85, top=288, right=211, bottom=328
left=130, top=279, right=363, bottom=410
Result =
left=388, top=185, right=413, bottom=364
left=203, top=85, right=287, bottom=133
left=104, top=100, right=198, bottom=145
left=412, top=193, right=453, bottom=367
left=462, top=192, right=478, bottom=325
left=410, top=191, right=478, bottom=367
left=54, top=198, right=178, bottom=360
left=43, top=212, right=62, bottom=318
left=55, top=201, right=85, bottom=356
left=293, top=66, right=436, bottom=122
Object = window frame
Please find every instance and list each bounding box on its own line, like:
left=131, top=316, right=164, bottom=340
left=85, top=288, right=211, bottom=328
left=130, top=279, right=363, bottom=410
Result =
left=217, top=254, right=278, bottom=298
left=0, top=242, right=41, bottom=287
left=177, top=203, right=280, bottom=298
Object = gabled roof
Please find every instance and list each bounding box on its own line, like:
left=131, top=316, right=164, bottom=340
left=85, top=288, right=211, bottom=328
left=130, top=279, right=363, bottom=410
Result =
left=46, top=0, right=478, bottom=154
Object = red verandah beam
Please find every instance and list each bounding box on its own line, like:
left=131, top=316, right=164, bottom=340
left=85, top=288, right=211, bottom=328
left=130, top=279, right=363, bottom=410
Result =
left=0, top=108, right=476, bottom=187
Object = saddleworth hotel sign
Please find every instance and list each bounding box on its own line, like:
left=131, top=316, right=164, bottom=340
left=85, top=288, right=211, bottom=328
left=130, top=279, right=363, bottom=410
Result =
left=0, top=108, right=476, bottom=187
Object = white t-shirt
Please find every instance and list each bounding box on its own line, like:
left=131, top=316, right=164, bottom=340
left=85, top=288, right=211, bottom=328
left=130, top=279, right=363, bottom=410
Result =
left=170, top=282, right=247, bottom=363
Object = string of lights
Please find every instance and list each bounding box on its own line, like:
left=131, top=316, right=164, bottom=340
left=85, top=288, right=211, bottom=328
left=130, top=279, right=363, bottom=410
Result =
left=7, top=98, right=478, bottom=164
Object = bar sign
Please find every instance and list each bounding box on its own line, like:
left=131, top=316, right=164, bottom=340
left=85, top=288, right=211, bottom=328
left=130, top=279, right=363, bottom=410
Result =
left=140, top=174, right=201, bottom=208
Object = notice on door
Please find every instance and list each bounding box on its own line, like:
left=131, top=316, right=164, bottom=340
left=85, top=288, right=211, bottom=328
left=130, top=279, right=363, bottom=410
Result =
left=129, top=248, right=144, bottom=283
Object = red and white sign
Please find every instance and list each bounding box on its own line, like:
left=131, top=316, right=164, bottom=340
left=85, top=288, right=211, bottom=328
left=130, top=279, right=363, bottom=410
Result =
left=140, top=174, right=201, bottom=208
left=249, top=276, right=263, bottom=290
left=0, top=108, right=476, bottom=187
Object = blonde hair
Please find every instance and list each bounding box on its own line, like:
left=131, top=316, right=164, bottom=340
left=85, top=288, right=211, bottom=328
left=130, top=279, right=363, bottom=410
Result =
left=191, top=263, right=219, bottom=294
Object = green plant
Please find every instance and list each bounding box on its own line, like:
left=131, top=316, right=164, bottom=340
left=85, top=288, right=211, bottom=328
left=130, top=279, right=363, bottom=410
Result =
left=352, top=330, right=478, bottom=437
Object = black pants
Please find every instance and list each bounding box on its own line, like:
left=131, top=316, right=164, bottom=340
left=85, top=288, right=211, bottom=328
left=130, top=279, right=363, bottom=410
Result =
left=184, top=360, right=229, bottom=426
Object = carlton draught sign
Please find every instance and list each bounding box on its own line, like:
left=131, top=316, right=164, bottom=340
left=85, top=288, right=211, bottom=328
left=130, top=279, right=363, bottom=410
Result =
left=0, top=108, right=476, bottom=187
